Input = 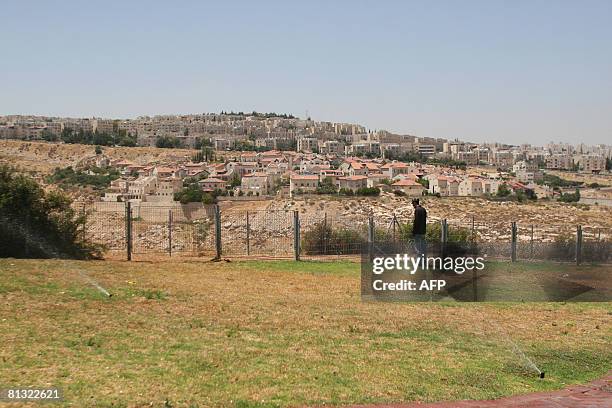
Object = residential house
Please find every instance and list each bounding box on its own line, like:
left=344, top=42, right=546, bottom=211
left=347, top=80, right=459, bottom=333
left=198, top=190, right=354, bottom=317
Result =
left=458, top=177, right=483, bottom=196
left=290, top=174, right=319, bottom=196
left=198, top=177, right=226, bottom=192
left=391, top=179, right=425, bottom=197
left=336, top=175, right=368, bottom=192
left=241, top=172, right=270, bottom=195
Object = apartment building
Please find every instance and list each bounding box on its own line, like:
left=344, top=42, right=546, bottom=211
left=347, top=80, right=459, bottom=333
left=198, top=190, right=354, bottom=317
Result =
left=318, top=140, right=345, bottom=155
left=297, top=137, right=318, bottom=152
left=512, top=160, right=543, bottom=183
left=415, top=144, right=436, bottom=157
left=545, top=154, right=573, bottom=170
left=576, top=155, right=606, bottom=173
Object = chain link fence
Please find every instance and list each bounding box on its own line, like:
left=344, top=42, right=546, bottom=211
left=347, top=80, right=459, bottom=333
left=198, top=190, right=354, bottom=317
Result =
left=75, top=202, right=612, bottom=264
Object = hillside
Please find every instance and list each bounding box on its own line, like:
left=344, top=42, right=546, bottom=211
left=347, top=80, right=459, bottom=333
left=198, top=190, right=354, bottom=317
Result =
left=0, top=139, right=196, bottom=175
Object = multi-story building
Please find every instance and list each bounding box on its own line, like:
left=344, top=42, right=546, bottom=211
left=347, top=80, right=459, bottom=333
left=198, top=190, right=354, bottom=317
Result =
left=545, top=154, right=573, bottom=170
left=576, top=155, right=606, bottom=173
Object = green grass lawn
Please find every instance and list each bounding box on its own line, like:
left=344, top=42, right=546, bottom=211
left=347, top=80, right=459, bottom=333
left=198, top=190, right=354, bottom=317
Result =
left=0, top=259, right=610, bottom=407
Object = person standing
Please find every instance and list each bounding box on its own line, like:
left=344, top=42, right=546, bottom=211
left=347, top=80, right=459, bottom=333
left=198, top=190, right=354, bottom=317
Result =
left=412, top=198, right=427, bottom=256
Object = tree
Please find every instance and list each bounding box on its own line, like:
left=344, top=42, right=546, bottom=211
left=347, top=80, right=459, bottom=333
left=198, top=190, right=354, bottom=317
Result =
left=558, top=188, right=580, bottom=203
left=229, top=172, right=241, bottom=188
left=417, top=178, right=429, bottom=189
left=156, top=136, right=182, bottom=149
left=41, top=129, right=58, bottom=142
left=95, top=145, right=103, bottom=155
left=497, top=183, right=511, bottom=197
left=0, top=165, right=100, bottom=258
left=316, top=177, right=337, bottom=194
left=174, top=185, right=203, bottom=204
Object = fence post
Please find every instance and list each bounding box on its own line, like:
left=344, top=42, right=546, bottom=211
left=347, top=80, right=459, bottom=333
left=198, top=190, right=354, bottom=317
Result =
left=471, top=215, right=475, bottom=243
left=168, top=209, right=173, bottom=257
left=125, top=201, right=132, bottom=261
left=24, top=212, right=30, bottom=258
left=530, top=225, right=534, bottom=259
left=293, top=210, right=300, bottom=261
left=214, top=205, right=222, bottom=260
left=368, top=215, right=374, bottom=262
left=576, top=225, right=582, bottom=265
left=511, top=222, right=517, bottom=262
left=246, top=211, right=250, bottom=256
left=440, top=219, right=448, bottom=257
left=81, top=202, right=87, bottom=243
left=323, top=212, right=328, bottom=255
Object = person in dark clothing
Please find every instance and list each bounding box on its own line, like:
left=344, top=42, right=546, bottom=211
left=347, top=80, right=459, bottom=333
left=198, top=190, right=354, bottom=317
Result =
left=412, top=198, right=427, bottom=256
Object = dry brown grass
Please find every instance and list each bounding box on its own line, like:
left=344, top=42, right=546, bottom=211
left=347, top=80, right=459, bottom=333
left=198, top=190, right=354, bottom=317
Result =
left=0, top=259, right=610, bottom=407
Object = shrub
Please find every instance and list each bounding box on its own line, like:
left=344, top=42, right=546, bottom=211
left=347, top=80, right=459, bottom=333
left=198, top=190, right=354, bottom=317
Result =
left=47, top=166, right=120, bottom=190
left=356, top=187, right=380, bottom=196
left=0, top=165, right=101, bottom=259
left=301, top=222, right=367, bottom=255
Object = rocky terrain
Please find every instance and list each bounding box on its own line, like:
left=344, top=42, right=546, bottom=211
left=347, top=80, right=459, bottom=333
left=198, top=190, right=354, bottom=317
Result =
left=0, top=139, right=196, bottom=176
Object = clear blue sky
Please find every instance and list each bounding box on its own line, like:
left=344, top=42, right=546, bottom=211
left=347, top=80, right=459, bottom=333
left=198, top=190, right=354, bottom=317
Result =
left=2, top=0, right=611, bottom=145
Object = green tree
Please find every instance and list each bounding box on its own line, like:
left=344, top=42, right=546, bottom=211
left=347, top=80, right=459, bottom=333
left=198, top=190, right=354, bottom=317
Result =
left=156, top=136, right=182, bottom=148
left=0, top=165, right=100, bottom=258
left=497, top=183, right=511, bottom=197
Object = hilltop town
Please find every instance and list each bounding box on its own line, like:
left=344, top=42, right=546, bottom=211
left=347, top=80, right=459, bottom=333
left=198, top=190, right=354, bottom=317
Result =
left=1, top=112, right=611, bottom=208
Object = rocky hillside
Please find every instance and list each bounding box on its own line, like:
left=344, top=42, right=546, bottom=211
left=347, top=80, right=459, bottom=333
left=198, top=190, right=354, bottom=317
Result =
left=0, top=140, right=196, bottom=175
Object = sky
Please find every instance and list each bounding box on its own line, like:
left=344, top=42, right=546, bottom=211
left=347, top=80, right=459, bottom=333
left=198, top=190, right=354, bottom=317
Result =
left=1, top=0, right=611, bottom=145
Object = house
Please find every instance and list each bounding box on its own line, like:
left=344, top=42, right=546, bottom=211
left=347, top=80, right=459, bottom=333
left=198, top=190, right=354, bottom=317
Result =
left=482, top=179, right=501, bottom=195
left=198, top=177, right=226, bottom=192
left=366, top=172, right=388, bottom=188
left=227, top=161, right=258, bottom=176
left=339, top=160, right=369, bottom=176
left=391, top=179, right=425, bottom=197
left=289, top=174, right=319, bottom=196
left=526, top=183, right=554, bottom=199
left=149, top=177, right=182, bottom=202
left=241, top=172, right=270, bottom=195
left=183, top=162, right=209, bottom=177
left=381, top=161, right=415, bottom=179
left=336, top=175, right=368, bottom=192
left=153, top=167, right=176, bottom=178
left=458, top=177, right=483, bottom=196
left=319, top=169, right=344, bottom=184
left=426, top=175, right=460, bottom=196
